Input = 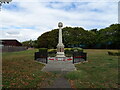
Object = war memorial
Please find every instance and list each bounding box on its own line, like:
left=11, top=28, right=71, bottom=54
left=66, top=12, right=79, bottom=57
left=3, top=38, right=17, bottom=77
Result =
left=35, top=22, right=87, bottom=71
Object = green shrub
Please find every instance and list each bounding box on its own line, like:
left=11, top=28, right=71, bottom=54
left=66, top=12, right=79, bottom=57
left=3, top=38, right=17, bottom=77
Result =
left=48, top=49, right=56, bottom=57
left=64, top=48, right=83, bottom=56
left=116, top=52, right=120, bottom=56
left=71, top=47, right=83, bottom=52
left=64, top=48, right=72, bottom=51
left=48, top=49, right=57, bottom=52
left=108, top=51, right=120, bottom=56
left=39, top=48, right=48, bottom=54
left=64, top=48, right=73, bottom=56
left=47, top=48, right=83, bottom=57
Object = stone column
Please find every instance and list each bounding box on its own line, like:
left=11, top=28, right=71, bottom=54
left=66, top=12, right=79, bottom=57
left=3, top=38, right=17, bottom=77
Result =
left=56, top=22, right=65, bottom=57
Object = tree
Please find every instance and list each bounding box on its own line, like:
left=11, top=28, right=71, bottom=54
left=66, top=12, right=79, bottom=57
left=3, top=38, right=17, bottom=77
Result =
left=22, top=40, right=38, bottom=48
left=37, top=26, right=97, bottom=49
left=97, top=24, right=120, bottom=49
left=0, top=0, right=12, bottom=3
left=24, top=23, right=120, bottom=49
left=0, top=0, right=12, bottom=11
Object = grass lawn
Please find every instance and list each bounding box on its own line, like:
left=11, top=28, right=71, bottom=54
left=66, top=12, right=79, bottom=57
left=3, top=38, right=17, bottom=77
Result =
left=2, top=49, right=57, bottom=88
left=2, top=49, right=119, bottom=88
left=65, top=49, right=119, bottom=88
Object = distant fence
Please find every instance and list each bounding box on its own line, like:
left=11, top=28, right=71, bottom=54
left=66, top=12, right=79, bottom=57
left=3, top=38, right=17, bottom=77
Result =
left=1, top=46, right=27, bottom=52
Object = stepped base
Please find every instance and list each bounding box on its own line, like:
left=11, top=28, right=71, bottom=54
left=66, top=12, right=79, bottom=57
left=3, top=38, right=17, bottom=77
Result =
left=56, top=52, right=65, bottom=57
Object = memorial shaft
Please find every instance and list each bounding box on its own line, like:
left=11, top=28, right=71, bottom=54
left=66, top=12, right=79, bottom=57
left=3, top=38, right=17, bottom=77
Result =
left=56, top=22, right=65, bottom=57
left=59, top=27, right=62, bottom=44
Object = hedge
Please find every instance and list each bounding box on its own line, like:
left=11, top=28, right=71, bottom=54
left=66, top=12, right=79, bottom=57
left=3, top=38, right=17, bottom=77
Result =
left=39, top=48, right=48, bottom=55
left=108, top=51, right=120, bottom=56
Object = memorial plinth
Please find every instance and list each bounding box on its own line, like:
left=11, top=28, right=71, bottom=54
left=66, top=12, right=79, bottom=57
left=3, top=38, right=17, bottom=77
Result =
left=56, top=22, right=65, bottom=57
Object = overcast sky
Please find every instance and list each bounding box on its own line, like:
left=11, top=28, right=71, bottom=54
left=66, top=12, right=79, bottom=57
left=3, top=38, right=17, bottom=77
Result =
left=0, top=0, right=119, bottom=42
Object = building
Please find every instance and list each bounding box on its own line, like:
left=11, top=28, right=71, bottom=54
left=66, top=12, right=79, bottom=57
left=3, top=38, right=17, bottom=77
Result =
left=0, top=39, right=22, bottom=46
left=0, top=39, right=27, bottom=52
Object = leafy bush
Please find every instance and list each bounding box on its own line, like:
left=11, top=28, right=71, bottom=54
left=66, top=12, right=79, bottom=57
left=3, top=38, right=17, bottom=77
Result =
left=108, top=51, right=120, bottom=56
left=64, top=48, right=72, bottom=51
left=39, top=48, right=48, bottom=55
left=71, top=47, right=83, bottom=52
left=48, top=49, right=56, bottom=57
left=48, top=49, right=57, bottom=52
left=48, top=48, right=84, bottom=57
left=64, top=48, right=73, bottom=56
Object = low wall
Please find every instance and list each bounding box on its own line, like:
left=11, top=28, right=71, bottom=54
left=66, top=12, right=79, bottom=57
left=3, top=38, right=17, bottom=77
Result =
left=1, top=46, right=27, bottom=52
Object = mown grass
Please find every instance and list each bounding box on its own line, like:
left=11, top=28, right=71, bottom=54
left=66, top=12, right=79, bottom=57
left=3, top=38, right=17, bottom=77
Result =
left=2, top=49, right=57, bottom=88
left=2, top=49, right=119, bottom=88
left=65, top=49, right=119, bottom=88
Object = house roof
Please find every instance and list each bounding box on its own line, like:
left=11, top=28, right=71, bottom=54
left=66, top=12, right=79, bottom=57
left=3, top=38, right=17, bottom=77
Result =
left=0, top=39, right=22, bottom=46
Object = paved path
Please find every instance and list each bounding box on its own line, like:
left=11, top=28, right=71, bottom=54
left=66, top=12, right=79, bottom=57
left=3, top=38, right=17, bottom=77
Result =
left=42, top=59, right=76, bottom=88
left=43, top=72, right=71, bottom=88
left=42, top=60, right=76, bottom=72
left=46, top=77, right=71, bottom=88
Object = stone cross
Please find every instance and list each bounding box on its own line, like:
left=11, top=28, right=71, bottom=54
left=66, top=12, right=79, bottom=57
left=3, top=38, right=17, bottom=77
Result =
left=56, top=22, right=65, bottom=57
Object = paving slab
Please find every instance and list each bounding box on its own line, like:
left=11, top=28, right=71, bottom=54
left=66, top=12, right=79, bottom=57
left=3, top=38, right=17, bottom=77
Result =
left=42, top=59, right=76, bottom=72
left=46, top=77, right=71, bottom=88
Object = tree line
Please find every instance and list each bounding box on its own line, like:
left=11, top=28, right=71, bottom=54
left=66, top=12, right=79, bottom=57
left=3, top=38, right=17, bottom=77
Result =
left=22, top=24, right=120, bottom=49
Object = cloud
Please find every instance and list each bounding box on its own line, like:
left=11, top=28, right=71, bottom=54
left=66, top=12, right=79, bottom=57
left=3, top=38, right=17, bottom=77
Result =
left=0, top=0, right=118, bottom=42
left=7, top=31, right=20, bottom=35
left=13, top=0, right=119, bottom=2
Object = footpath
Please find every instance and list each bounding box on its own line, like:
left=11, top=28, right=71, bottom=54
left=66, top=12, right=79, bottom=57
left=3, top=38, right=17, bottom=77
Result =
left=42, top=60, right=76, bottom=72
left=42, top=60, right=76, bottom=88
